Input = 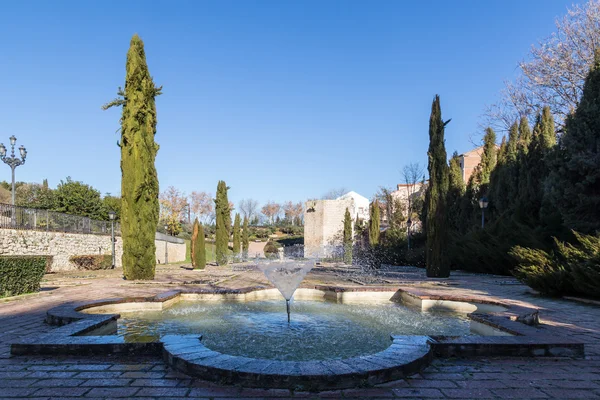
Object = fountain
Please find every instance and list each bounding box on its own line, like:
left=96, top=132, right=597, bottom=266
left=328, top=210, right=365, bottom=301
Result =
left=257, top=259, right=313, bottom=323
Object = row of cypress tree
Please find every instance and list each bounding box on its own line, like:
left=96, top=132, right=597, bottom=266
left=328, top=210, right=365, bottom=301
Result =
left=423, top=51, right=600, bottom=291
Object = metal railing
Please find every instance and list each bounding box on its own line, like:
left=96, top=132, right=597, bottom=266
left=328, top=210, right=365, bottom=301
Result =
left=0, top=203, right=120, bottom=235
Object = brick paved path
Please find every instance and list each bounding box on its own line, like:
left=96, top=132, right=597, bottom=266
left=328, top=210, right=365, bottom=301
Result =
left=0, top=264, right=599, bottom=399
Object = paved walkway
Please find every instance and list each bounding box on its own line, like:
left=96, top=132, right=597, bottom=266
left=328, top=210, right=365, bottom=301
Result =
left=0, top=264, right=599, bottom=399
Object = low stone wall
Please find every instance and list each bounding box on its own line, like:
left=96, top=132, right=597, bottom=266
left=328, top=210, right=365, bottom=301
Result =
left=0, top=229, right=186, bottom=271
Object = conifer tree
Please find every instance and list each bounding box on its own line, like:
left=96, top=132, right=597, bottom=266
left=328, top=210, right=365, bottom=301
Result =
left=447, top=152, right=466, bottom=232
left=343, top=208, right=353, bottom=264
left=242, top=216, right=249, bottom=260
left=232, top=213, right=241, bottom=257
left=472, top=127, right=497, bottom=189
left=215, top=180, right=230, bottom=265
left=194, top=220, right=206, bottom=270
left=191, top=219, right=199, bottom=268
left=546, top=50, right=600, bottom=233
left=103, top=34, right=161, bottom=280
left=518, top=107, right=556, bottom=217
left=425, top=95, right=450, bottom=278
left=518, top=116, right=532, bottom=154
left=369, top=201, right=380, bottom=247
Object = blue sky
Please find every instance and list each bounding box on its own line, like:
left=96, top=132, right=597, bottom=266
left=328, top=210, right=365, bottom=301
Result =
left=0, top=0, right=575, bottom=206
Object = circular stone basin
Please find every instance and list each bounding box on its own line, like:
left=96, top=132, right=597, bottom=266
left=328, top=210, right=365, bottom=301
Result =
left=115, top=299, right=471, bottom=361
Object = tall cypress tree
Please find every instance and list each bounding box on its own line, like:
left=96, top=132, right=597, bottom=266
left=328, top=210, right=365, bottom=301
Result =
left=194, top=220, right=206, bottom=270
left=191, top=218, right=199, bottom=268
left=425, top=95, right=450, bottom=278
left=215, top=180, right=230, bottom=265
left=103, top=34, right=161, bottom=280
left=242, top=216, right=249, bottom=260
left=343, top=208, right=353, bottom=264
left=518, top=116, right=532, bottom=154
left=232, top=213, right=241, bottom=257
left=447, top=151, right=466, bottom=232
left=518, top=107, right=556, bottom=217
left=369, top=201, right=380, bottom=247
left=546, top=50, right=600, bottom=233
left=472, top=127, right=497, bottom=190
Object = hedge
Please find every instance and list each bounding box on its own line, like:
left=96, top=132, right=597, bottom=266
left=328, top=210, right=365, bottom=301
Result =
left=69, top=255, right=113, bottom=270
left=0, top=256, right=49, bottom=297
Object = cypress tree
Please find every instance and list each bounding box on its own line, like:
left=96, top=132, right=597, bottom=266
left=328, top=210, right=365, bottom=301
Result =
left=425, top=95, right=450, bottom=278
left=472, top=127, right=497, bottom=189
left=242, top=216, right=249, bottom=260
left=546, top=50, right=600, bottom=233
left=194, top=220, right=206, bottom=270
left=215, top=180, right=230, bottom=265
left=369, top=201, right=380, bottom=247
left=191, top=219, right=199, bottom=268
left=518, top=107, right=556, bottom=217
left=491, top=121, right=520, bottom=214
left=232, top=213, right=241, bottom=257
left=447, top=152, right=466, bottom=232
left=103, top=34, right=161, bottom=280
left=343, top=208, right=353, bottom=264
left=518, top=116, right=532, bottom=154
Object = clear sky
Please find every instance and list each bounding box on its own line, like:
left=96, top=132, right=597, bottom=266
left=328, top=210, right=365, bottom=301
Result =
left=0, top=0, right=575, bottom=207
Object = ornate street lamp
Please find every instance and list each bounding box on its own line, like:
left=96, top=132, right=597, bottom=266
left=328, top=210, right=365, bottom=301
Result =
left=0, top=135, right=27, bottom=205
left=164, top=224, right=169, bottom=264
left=479, top=196, right=489, bottom=228
left=108, top=211, right=116, bottom=269
left=406, top=218, right=413, bottom=250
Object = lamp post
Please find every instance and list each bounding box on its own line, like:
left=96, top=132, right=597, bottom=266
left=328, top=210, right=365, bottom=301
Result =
left=108, top=211, right=116, bottom=269
left=407, top=218, right=413, bottom=250
left=0, top=136, right=27, bottom=205
left=164, top=224, right=169, bottom=264
left=479, top=196, right=489, bottom=228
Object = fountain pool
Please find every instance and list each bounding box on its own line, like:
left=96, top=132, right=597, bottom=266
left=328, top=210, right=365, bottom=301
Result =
left=113, top=298, right=472, bottom=361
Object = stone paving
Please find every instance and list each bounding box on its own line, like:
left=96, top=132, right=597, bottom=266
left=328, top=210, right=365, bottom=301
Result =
left=0, top=263, right=599, bottom=399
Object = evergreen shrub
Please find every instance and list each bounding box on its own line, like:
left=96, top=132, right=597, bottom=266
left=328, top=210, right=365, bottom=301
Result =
left=0, top=256, right=49, bottom=297
left=69, top=255, right=112, bottom=270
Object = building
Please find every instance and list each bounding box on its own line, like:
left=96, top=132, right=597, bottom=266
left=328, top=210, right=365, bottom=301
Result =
left=457, top=146, right=485, bottom=183
left=304, top=191, right=370, bottom=258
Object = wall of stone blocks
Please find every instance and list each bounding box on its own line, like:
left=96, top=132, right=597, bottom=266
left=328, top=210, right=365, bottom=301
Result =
left=0, top=228, right=186, bottom=271
left=304, top=199, right=354, bottom=257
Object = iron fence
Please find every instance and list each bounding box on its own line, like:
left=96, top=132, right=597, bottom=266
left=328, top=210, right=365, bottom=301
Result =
left=0, top=203, right=120, bottom=235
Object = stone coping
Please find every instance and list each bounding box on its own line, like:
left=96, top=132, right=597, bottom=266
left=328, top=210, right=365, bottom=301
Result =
left=10, top=285, right=585, bottom=390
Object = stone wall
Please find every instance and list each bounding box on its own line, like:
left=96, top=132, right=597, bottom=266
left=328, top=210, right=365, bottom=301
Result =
left=304, top=198, right=354, bottom=257
left=0, top=229, right=186, bottom=271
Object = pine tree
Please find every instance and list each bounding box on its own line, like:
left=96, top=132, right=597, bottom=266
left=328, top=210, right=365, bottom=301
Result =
left=191, top=219, right=199, bottom=268
left=215, top=180, right=230, bottom=265
left=369, top=201, right=380, bottom=247
left=232, top=213, right=241, bottom=258
left=194, top=220, right=206, bottom=270
left=103, top=35, right=161, bottom=280
left=425, top=95, right=450, bottom=278
left=242, top=216, right=249, bottom=260
left=343, top=208, right=353, bottom=264
left=546, top=50, right=600, bottom=233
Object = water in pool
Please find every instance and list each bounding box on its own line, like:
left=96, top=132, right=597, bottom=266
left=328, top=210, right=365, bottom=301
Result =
left=115, top=300, right=471, bottom=361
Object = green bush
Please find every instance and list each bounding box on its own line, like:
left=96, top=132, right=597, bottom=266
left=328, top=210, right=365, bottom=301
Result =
left=510, top=231, right=600, bottom=298
left=69, top=254, right=112, bottom=270
left=0, top=256, right=48, bottom=297
left=264, top=240, right=281, bottom=259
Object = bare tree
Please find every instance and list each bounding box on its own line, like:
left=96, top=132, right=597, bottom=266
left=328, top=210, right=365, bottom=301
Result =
left=485, top=0, right=600, bottom=131
left=160, top=186, right=187, bottom=234
left=239, top=198, right=259, bottom=221
left=402, top=162, right=425, bottom=220
left=189, top=191, right=213, bottom=224
left=321, top=187, right=348, bottom=200
left=261, top=201, right=281, bottom=225
left=282, top=201, right=304, bottom=224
